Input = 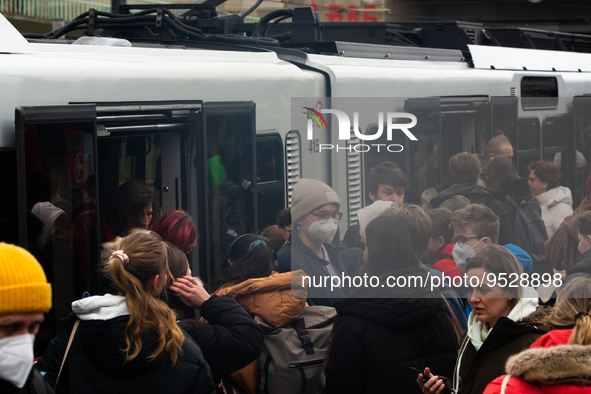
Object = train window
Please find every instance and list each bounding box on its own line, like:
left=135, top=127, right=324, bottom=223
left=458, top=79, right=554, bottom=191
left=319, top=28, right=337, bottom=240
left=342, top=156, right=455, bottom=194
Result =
left=202, top=101, right=256, bottom=282
left=16, top=104, right=98, bottom=352
left=521, top=77, right=559, bottom=110
left=516, top=118, right=541, bottom=177
left=490, top=96, right=518, bottom=155
left=256, top=133, right=285, bottom=230
left=542, top=116, right=569, bottom=162
left=404, top=98, right=441, bottom=203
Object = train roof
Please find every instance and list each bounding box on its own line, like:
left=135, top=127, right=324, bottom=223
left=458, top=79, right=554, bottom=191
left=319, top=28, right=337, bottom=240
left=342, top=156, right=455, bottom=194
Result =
left=3, top=4, right=591, bottom=73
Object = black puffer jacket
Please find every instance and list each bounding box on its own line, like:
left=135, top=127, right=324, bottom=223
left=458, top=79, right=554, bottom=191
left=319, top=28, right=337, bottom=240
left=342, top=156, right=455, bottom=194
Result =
left=324, top=265, right=459, bottom=394
left=177, top=295, right=264, bottom=382
left=430, top=183, right=514, bottom=245
left=37, top=294, right=215, bottom=394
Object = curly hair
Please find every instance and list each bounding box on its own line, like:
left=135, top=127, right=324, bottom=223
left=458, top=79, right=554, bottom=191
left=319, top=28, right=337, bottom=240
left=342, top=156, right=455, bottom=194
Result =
left=528, top=161, right=562, bottom=190
left=103, top=180, right=159, bottom=237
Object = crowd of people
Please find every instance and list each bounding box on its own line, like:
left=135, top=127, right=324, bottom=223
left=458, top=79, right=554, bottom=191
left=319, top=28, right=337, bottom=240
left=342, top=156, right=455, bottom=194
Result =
left=3, top=138, right=591, bottom=393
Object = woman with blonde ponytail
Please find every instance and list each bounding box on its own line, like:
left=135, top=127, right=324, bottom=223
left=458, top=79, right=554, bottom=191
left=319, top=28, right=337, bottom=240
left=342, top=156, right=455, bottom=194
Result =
left=484, top=277, right=591, bottom=394
left=38, top=232, right=216, bottom=394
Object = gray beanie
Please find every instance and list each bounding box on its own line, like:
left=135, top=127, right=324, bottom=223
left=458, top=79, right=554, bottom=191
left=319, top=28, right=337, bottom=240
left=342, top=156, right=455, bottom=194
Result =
left=291, top=179, right=340, bottom=224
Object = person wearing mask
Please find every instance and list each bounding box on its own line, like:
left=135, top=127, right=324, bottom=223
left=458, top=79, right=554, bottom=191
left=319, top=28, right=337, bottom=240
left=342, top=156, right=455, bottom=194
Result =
left=417, top=245, right=546, bottom=394
left=0, top=243, right=53, bottom=394
left=528, top=161, right=573, bottom=238
left=484, top=277, right=591, bottom=394
left=430, top=153, right=514, bottom=245
left=38, top=232, right=216, bottom=394
left=276, top=178, right=346, bottom=306
left=450, top=204, right=533, bottom=275
left=325, top=215, right=458, bottom=394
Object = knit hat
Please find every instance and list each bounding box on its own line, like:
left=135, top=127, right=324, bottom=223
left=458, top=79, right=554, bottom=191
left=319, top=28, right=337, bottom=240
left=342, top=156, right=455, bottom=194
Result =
left=291, top=179, right=340, bottom=224
left=0, top=243, right=52, bottom=314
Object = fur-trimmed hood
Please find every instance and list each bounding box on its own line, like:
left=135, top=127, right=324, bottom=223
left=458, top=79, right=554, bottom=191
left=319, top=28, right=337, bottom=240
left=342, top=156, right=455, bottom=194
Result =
left=505, top=344, right=591, bottom=386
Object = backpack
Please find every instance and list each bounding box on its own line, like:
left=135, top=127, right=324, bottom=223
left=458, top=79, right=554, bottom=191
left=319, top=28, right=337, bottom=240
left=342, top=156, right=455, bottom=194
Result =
left=506, top=194, right=548, bottom=264
left=256, top=305, right=336, bottom=394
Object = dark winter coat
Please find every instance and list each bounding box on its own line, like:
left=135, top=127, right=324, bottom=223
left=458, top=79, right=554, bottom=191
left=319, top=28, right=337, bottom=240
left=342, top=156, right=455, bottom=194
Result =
left=276, top=232, right=346, bottom=307
left=324, top=265, right=459, bottom=394
left=177, top=295, right=264, bottom=382
left=430, top=183, right=514, bottom=245
left=450, top=316, right=547, bottom=394
left=37, top=295, right=216, bottom=394
left=567, top=249, right=591, bottom=280
left=545, top=215, right=580, bottom=274
left=0, top=368, right=54, bottom=394
left=499, top=178, right=540, bottom=228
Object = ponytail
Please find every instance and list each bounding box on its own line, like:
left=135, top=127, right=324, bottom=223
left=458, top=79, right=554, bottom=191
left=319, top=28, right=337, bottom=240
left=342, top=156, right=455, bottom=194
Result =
left=570, top=312, right=591, bottom=345
left=103, top=231, right=184, bottom=365
left=544, top=277, right=591, bottom=346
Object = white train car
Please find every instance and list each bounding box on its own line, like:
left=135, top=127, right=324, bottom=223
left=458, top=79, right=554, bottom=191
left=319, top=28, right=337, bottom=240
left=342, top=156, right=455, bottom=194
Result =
left=2, top=6, right=591, bottom=324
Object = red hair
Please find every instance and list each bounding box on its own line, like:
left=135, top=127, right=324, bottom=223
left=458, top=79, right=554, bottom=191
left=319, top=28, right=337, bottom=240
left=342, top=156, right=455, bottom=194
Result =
left=151, top=210, right=198, bottom=254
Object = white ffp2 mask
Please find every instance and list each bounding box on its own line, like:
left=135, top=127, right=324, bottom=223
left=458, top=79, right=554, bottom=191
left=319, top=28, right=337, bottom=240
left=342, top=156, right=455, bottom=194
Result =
left=0, top=334, right=35, bottom=389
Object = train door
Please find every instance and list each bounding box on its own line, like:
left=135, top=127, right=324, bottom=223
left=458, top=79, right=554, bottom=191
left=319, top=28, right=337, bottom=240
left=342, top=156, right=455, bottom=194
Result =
left=573, top=95, right=591, bottom=206
left=199, top=102, right=257, bottom=283
left=16, top=104, right=98, bottom=355
left=15, top=101, right=257, bottom=353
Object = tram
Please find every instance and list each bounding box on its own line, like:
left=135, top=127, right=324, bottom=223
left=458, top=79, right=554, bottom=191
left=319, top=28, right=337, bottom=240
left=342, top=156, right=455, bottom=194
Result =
left=1, top=4, right=591, bottom=328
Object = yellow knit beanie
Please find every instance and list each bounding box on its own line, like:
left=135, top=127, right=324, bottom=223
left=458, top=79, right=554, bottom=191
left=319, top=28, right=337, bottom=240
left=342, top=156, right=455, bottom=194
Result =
left=0, top=243, right=52, bottom=314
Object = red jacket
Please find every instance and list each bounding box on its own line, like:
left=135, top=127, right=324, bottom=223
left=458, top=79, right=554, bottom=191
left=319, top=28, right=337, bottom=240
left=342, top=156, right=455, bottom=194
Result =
left=483, top=329, right=591, bottom=394
left=431, top=243, right=461, bottom=283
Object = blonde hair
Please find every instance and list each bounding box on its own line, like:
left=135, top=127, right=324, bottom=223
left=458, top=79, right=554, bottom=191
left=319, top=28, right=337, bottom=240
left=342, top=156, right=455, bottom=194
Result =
left=102, top=231, right=184, bottom=365
left=545, top=277, right=591, bottom=345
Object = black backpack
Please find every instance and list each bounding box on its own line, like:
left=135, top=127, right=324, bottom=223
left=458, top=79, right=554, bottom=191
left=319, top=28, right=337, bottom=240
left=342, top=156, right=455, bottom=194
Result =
left=506, top=195, right=548, bottom=264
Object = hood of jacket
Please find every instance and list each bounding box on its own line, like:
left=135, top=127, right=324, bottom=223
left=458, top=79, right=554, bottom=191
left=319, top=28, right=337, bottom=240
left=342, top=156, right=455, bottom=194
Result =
left=430, top=183, right=505, bottom=208
left=71, top=294, right=164, bottom=373
left=335, top=264, right=445, bottom=331
left=505, top=343, right=591, bottom=386
left=214, top=270, right=307, bottom=328
left=536, top=186, right=573, bottom=208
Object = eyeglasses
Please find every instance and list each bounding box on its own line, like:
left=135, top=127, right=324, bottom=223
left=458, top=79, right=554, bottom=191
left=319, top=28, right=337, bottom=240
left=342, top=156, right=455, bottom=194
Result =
left=309, top=211, right=343, bottom=224
left=451, top=236, right=483, bottom=247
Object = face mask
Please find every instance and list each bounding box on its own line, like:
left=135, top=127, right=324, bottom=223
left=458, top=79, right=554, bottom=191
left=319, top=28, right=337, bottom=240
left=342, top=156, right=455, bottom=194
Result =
left=452, top=238, right=485, bottom=268
left=0, top=334, right=35, bottom=389
left=304, top=217, right=339, bottom=244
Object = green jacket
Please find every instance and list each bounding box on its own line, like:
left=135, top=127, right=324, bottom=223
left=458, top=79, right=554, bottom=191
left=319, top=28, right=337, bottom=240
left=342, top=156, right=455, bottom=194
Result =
left=447, top=315, right=548, bottom=394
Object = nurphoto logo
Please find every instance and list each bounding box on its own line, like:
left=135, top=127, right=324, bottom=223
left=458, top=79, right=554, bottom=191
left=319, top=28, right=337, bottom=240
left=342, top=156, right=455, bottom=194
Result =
left=303, top=106, right=418, bottom=153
